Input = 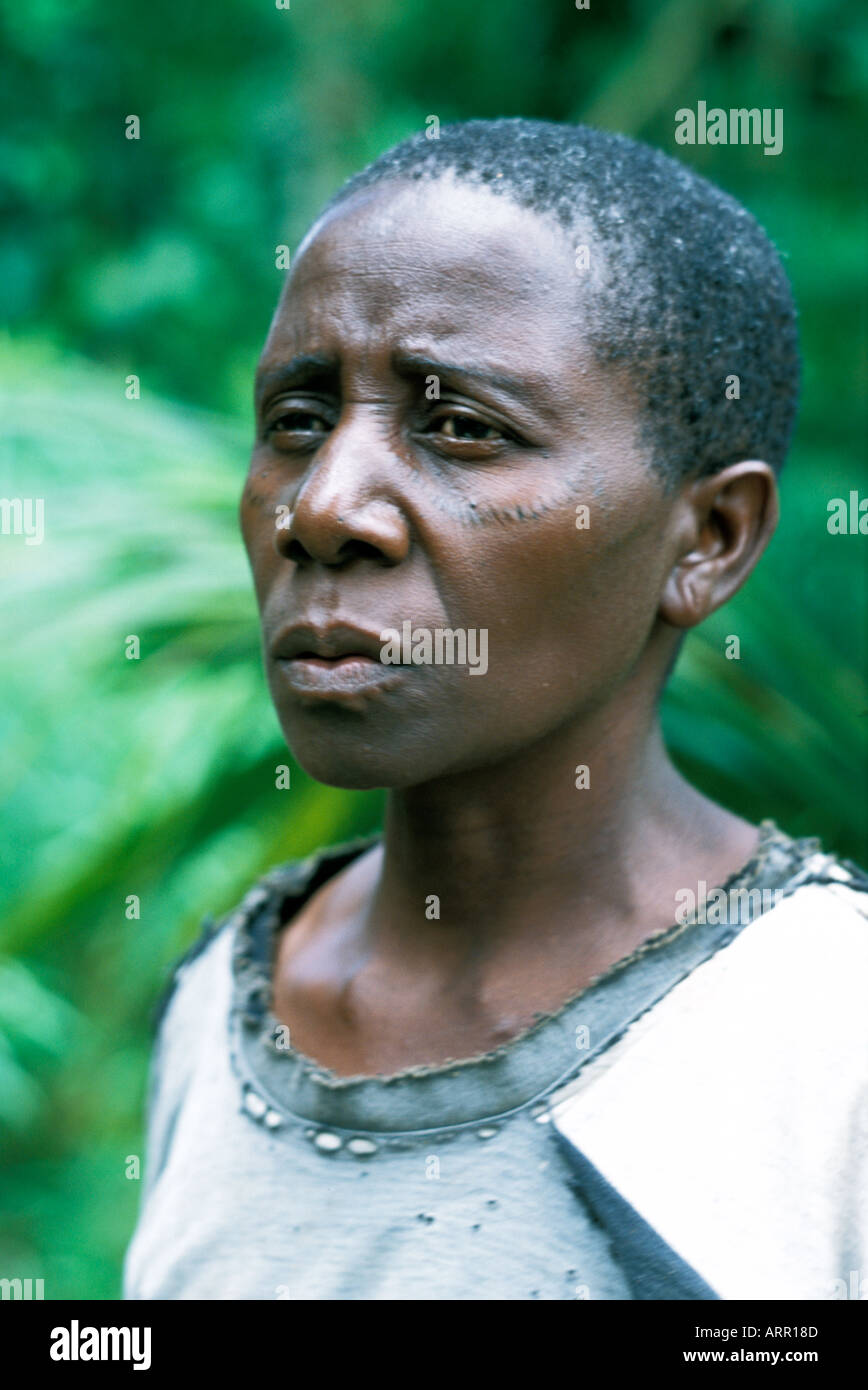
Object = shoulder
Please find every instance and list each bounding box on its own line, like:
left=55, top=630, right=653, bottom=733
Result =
left=148, top=878, right=280, bottom=1040
left=149, top=832, right=381, bottom=1038
left=718, top=845, right=868, bottom=989
left=548, top=850, right=868, bottom=1147
left=774, top=845, right=868, bottom=931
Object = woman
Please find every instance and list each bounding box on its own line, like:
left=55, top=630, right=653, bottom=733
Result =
left=124, top=119, right=867, bottom=1301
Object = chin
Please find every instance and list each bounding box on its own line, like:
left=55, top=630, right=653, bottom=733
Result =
left=283, top=719, right=465, bottom=791
left=283, top=727, right=412, bottom=790
left=293, top=754, right=392, bottom=791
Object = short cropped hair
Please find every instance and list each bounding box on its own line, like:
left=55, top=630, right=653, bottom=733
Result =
left=321, top=118, right=800, bottom=488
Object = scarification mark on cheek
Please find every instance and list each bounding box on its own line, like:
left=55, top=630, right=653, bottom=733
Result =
left=436, top=470, right=593, bottom=528
left=464, top=500, right=558, bottom=525
left=242, top=482, right=277, bottom=516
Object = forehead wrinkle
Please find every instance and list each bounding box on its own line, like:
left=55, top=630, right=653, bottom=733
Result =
left=291, top=258, right=568, bottom=324
left=290, top=193, right=579, bottom=319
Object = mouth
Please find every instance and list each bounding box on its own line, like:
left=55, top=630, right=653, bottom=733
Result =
left=268, top=621, right=405, bottom=700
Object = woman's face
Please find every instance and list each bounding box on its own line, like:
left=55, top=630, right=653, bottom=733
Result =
left=241, top=176, right=677, bottom=788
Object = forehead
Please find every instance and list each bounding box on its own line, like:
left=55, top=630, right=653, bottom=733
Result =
left=260, top=178, right=591, bottom=377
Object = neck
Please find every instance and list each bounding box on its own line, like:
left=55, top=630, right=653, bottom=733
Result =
left=371, top=692, right=754, bottom=951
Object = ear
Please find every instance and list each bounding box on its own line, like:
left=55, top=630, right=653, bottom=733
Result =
left=659, top=461, right=779, bottom=629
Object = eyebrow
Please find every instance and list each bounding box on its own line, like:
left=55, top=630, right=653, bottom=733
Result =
left=253, top=349, right=555, bottom=411
left=254, top=353, right=339, bottom=405
left=391, top=352, right=551, bottom=407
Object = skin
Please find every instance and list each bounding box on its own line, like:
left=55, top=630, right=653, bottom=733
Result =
left=240, top=175, right=779, bottom=1077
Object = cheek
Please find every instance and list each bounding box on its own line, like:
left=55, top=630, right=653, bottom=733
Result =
left=239, top=471, right=282, bottom=600
left=457, top=512, right=665, bottom=707
left=241, top=459, right=279, bottom=513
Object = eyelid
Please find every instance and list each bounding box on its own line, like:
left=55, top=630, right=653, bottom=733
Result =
left=264, top=396, right=335, bottom=427
left=422, top=403, right=521, bottom=441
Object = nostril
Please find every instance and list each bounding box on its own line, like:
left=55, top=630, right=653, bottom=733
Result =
left=284, top=538, right=312, bottom=564
left=280, top=537, right=383, bottom=567
left=338, top=539, right=384, bottom=563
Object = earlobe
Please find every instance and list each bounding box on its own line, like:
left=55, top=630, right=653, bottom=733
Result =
left=658, top=461, right=779, bottom=631
left=659, top=557, right=710, bottom=630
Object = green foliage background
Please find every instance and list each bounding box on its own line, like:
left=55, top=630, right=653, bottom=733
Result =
left=1, top=0, right=866, bottom=1298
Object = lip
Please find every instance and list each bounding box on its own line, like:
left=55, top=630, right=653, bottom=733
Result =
left=269, top=621, right=405, bottom=700
left=269, top=622, right=389, bottom=664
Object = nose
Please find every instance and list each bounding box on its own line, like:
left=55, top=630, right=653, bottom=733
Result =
left=274, top=409, right=412, bottom=569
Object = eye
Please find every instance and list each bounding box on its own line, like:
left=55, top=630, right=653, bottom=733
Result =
left=426, top=412, right=505, bottom=442
left=267, top=407, right=332, bottom=438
